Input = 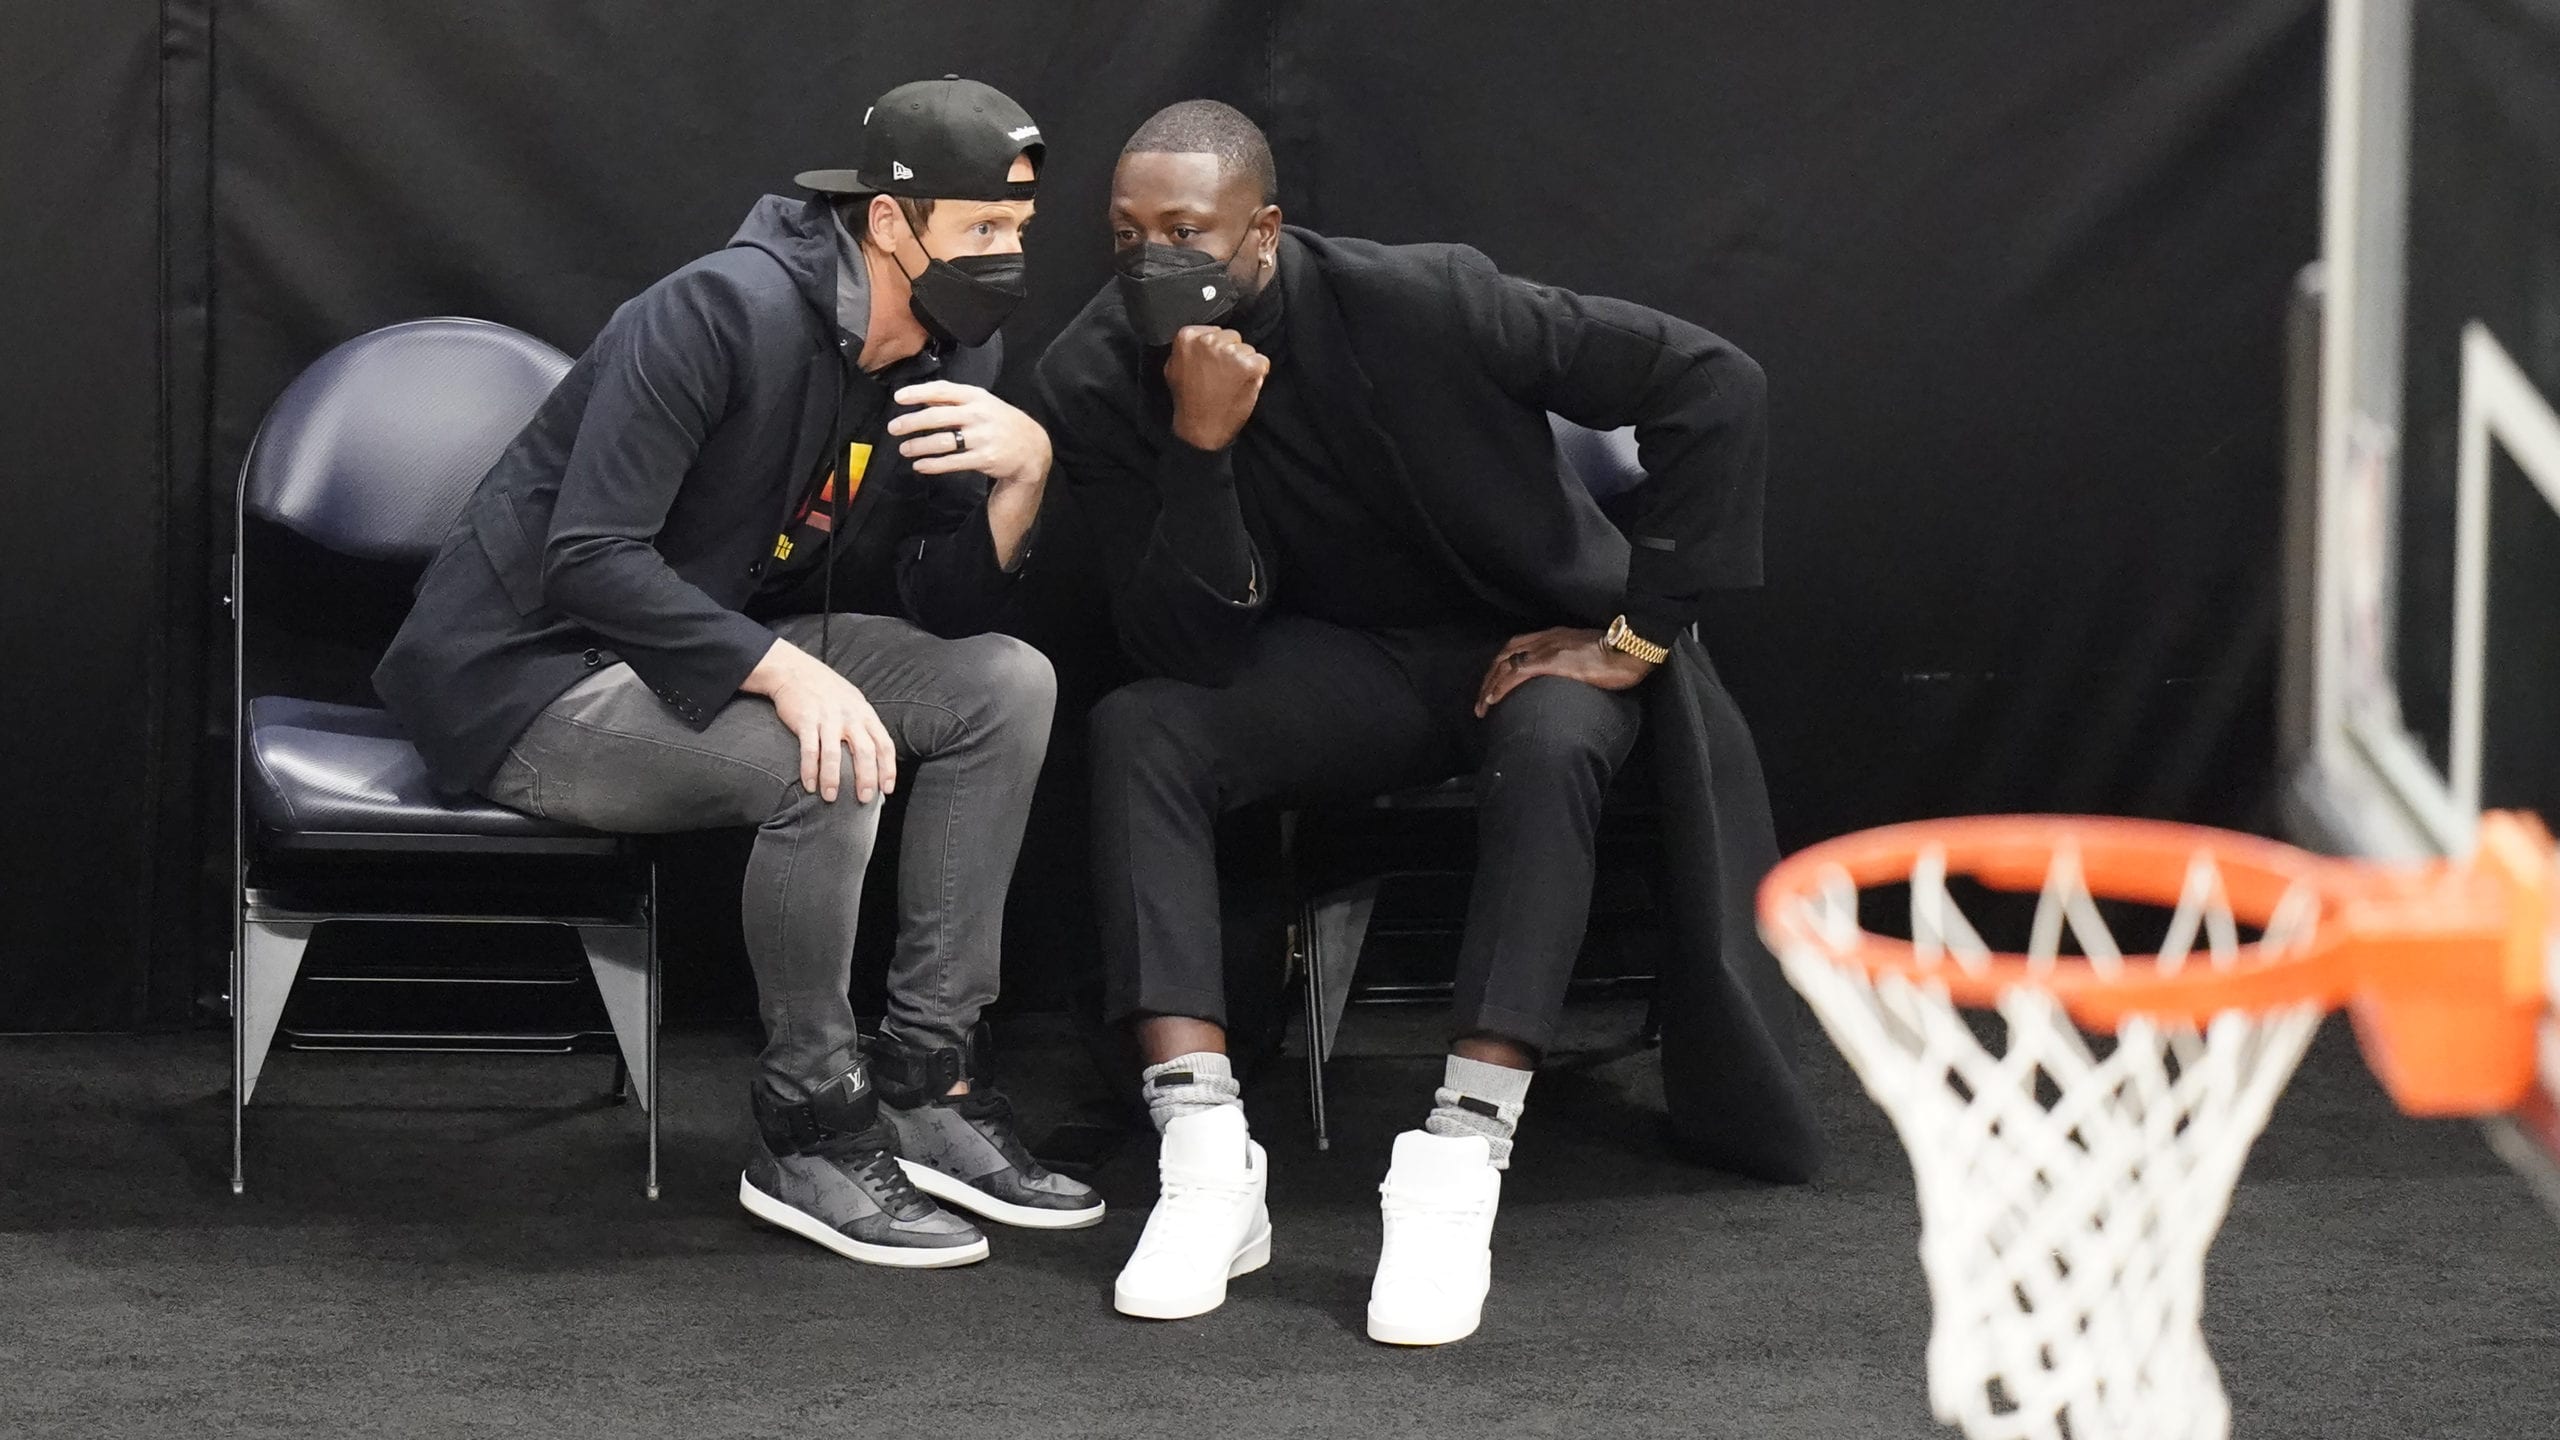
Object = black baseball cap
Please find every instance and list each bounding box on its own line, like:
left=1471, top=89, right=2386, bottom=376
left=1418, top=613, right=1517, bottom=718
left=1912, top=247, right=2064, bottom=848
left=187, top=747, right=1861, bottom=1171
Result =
left=796, top=76, right=1042, bottom=202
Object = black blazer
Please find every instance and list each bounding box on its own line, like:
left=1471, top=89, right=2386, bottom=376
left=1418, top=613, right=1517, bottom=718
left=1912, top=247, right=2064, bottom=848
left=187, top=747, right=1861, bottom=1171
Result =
left=1033, top=230, right=1819, bottom=1181
left=1031, top=227, right=1766, bottom=687
left=377, top=195, right=1018, bottom=793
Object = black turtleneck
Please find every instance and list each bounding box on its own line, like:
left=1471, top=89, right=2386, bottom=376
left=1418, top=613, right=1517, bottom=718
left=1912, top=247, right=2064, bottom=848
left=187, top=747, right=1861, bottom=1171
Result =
left=1154, top=250, right=1483, bottom=631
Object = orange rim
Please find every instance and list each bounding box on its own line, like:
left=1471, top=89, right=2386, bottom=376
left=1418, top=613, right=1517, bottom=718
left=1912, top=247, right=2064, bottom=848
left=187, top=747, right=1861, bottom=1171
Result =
left=1757, top=813, right=2553, bottom=1115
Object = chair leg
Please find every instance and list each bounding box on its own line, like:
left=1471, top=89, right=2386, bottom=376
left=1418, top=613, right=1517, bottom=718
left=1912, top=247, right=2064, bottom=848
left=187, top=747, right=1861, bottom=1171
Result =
left=578, top=922, right=654, bottom=1116
left=238, top=919, right=314, bottom=1111
left=1307, top=879, right=1380, bottom=1065
left=232, top=935, right=244, bottom=1197
left=579, top=904, right=660, bottom=1201
left=646, top=864, right=661, bottom=1201
left=1299, top=908, right=1329, bottom=1152
left=234, top=917, right=314, bottom=1196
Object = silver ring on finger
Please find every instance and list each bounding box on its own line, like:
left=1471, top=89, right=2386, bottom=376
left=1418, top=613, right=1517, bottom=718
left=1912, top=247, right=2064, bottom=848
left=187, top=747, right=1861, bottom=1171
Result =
left=950, top=428, right=968, bottom=454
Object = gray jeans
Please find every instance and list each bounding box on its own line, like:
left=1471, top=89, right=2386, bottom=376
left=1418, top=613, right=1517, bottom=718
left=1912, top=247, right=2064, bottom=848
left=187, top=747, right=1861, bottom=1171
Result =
left=479, top=614, right=1055, bottom=1098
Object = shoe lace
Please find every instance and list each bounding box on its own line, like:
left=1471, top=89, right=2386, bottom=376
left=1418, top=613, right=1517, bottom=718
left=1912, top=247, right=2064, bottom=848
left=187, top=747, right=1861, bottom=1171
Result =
left=1379, top=1181, right=1488, bottom=1228
left=848, top=1149, right=912, bottom=1196
left=1159, top=1163, right=1258, bottom=1211
left=820, top=1128, right=935, bottom=1218
left=949, top=1089, right=1044, bottom=1175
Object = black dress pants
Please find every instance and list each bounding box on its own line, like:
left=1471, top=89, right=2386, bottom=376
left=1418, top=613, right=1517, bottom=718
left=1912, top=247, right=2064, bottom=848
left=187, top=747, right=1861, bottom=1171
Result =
left=1088, top=615, right=1642, bottom=1055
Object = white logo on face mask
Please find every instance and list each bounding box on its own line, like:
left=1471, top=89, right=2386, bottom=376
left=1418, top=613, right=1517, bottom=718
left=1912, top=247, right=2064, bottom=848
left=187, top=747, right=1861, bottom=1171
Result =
left=1007, top=125, right=1040, bottom=141
left=1200, top=284, right=1218, bottom=300
left=863, top=106, right=874, bottom=125
left=892, top=161, right=915, bottom=180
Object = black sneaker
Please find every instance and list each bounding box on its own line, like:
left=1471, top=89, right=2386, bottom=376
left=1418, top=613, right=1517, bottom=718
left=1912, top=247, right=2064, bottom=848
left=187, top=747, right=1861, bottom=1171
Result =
left=740, top=1064, right=989, bottom=1268
left=874, top=1029, right=1106, bottom=1231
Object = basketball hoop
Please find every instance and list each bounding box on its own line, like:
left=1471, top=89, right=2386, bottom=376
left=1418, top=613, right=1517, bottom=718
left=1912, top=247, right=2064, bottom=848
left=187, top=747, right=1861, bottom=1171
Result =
left=1758, top=812, right=2555, bottom=1440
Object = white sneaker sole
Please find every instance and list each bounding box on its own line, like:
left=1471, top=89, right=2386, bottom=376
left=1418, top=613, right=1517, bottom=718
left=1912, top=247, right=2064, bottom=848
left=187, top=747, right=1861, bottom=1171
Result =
left=897, top=1158, right=1107, bottom=1230
left=1112, top=1222, right=1273, bottom=1320
left=1365, top=1299, right=1485, bottom=1347
left=737, top=1173, right=990, bottom=1269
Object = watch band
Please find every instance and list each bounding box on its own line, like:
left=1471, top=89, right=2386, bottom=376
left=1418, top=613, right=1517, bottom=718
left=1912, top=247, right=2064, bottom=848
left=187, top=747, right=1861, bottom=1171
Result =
left=1604, top=615, right=1671, bottom=665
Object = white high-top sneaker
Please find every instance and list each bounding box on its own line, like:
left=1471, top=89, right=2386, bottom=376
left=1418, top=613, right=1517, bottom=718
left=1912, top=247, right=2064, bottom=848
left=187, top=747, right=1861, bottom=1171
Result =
left=1366, top=1129, right=1501, bottom=1345
left=1113, top=1105, right=1271, bottom=1320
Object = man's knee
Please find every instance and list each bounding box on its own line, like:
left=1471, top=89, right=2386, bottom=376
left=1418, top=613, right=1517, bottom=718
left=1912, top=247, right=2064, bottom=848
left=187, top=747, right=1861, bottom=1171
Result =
left=766, top=769, right=888, bottom=833
left=1089, top=678, right=1214, bottom=779
left=951, top=633, right=1057, bottom=739
left=1483, top=676, right=1635, bottom=782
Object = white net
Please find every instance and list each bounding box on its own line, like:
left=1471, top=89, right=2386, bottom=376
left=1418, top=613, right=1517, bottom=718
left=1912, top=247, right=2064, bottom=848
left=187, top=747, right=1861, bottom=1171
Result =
left=1770, top=843, right=2328, bottom=1440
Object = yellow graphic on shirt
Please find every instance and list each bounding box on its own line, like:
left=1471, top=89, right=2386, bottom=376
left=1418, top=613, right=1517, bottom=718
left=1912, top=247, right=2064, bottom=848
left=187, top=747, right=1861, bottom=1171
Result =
left=842, top=441, right=874, bottom=503
left=773, top=442, right=877, bottom=561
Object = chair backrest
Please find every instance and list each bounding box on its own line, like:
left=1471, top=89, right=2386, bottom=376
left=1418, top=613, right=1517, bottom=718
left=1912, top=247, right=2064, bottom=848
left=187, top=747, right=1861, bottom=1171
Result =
left=1548, top=415, right=1645, bottom=502
left=240, top=318, right=572, bottom=566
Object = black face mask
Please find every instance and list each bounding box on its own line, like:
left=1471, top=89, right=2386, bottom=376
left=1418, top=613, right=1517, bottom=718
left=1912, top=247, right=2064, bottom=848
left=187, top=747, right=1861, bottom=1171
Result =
left=1115, top=231, right=1258, bottom=347
left=903, top=249, right=1026, bottom=350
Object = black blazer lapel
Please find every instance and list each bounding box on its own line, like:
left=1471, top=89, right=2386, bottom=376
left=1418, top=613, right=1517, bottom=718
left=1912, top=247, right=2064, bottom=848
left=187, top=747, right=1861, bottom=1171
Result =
left=1282, top=233, right=1529, bottom=623
left=1284, top=234, right=1400, bottom=492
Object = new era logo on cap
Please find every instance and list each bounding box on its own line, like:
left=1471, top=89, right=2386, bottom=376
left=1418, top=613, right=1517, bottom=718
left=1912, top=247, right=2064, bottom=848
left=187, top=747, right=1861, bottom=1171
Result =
left=892, top=161, right=915, bottom=180
left=1008, top=125, right=1041, bottom=142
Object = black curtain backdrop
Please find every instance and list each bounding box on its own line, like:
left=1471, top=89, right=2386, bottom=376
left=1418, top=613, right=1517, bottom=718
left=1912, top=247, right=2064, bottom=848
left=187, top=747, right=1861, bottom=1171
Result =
left=1, top=1, right=175, bottom=1030
left=4, top=1, right=2323, bottom=1030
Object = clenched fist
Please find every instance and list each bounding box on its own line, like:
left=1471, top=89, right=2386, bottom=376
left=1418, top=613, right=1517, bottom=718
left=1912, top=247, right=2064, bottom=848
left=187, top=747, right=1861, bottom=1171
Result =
left=1164, top=325, right=1269, bottom=452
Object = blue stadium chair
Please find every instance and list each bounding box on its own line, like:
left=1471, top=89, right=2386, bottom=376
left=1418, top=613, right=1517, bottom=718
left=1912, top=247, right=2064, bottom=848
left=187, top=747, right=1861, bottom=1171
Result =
left=231, top=318, right=660, bottom=1197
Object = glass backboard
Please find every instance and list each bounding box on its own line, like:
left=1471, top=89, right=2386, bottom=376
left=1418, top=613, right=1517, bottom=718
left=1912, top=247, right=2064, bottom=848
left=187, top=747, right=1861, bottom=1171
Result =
left=2287, top=0, right=2560, bottom=1211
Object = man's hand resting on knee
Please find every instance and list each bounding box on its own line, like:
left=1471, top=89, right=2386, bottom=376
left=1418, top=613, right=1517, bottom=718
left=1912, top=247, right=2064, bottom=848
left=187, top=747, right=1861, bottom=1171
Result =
left=744, top=639, right=899, bottom=804
left=1473, top=627, right=1658, bottom=718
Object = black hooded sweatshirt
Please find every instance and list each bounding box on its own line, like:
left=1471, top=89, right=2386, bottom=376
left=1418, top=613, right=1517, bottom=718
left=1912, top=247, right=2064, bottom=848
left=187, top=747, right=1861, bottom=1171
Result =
left=376, top=193, right=1021, bottom=793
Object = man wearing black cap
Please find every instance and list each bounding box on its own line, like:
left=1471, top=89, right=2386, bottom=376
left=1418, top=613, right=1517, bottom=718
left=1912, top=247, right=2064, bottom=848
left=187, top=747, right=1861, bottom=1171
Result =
left=377, top=76, right=1101, bottom=1269
left=1033, top=101, right=1816, bottom=1341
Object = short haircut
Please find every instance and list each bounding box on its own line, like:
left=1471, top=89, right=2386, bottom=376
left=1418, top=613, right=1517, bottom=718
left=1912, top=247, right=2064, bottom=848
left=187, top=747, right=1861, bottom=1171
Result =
left=1122, top=100, right=1278, bottom=206
left=837, top=196, right=940, bottom=251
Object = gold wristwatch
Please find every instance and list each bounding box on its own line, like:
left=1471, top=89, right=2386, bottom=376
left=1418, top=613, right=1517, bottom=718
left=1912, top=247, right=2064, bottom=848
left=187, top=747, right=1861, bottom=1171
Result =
left=1603, top=614, right=1670, bottom=666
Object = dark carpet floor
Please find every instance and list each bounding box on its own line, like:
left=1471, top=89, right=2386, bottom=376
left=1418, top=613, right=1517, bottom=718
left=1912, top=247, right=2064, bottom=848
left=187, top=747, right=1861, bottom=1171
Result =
left=3, top=1003, right=2557, bottom=1439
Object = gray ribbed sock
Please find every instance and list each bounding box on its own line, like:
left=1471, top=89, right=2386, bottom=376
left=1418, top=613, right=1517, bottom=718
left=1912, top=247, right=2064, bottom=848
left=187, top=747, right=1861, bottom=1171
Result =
left=1424, top=1054, right=1533, bottom=1169
left=1141, top=1051, right=1241, bottom=1134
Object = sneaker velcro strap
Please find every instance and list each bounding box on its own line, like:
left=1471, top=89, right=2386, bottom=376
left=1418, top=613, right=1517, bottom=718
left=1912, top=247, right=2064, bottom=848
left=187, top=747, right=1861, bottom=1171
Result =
left=1381, top=1190, right=1483, bottom=1222
left=806, top=1065, right=880, bottom=1139
left=918, top=1045, right=965, bottom=1095
left=781, top=1105, right=825, bottom=1150
left=872, top=1035, right=968, bottom=1102
left=1161, top=1165, right=1259, bottom=1200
